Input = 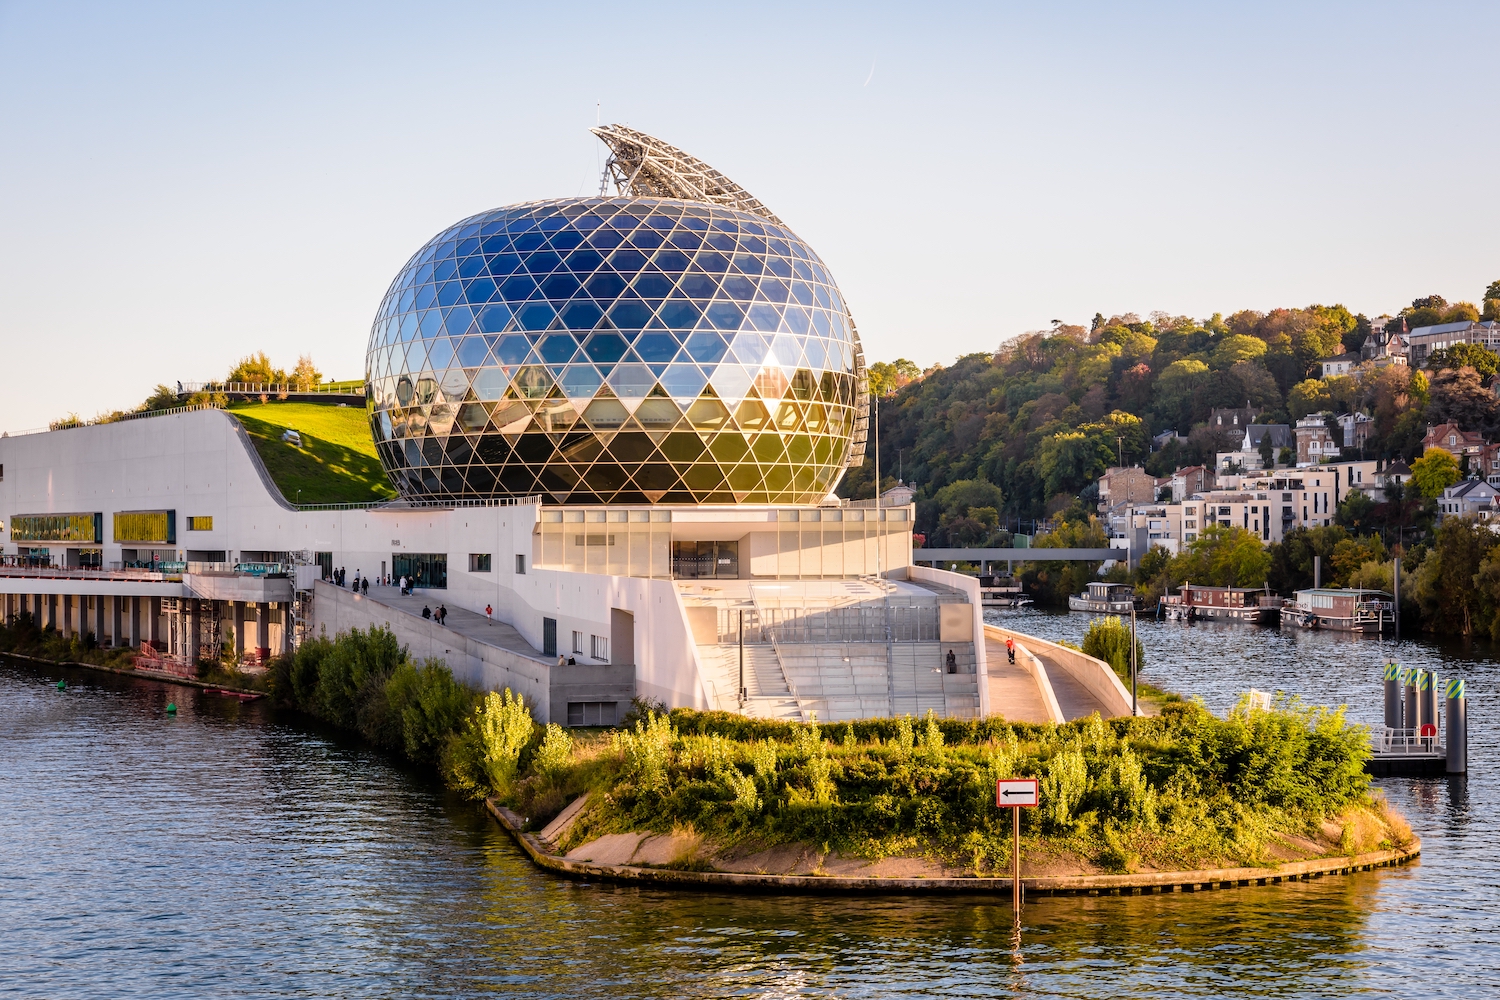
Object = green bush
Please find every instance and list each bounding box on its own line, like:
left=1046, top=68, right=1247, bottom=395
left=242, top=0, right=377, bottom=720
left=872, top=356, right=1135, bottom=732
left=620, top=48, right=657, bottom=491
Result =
left=1081, top=615, right=1145, bottom=679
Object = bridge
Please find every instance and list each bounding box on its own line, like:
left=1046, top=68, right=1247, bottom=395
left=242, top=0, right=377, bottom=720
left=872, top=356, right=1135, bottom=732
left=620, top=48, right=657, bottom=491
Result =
left=911, top=547, right=1124, bottom=572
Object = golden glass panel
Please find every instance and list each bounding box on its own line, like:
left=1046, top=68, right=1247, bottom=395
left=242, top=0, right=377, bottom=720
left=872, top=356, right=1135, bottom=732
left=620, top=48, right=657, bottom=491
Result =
left=685, top=397, right=729, bottom=432
left=582, top=398, right=629, bottom=429
left=734, top=398, right=770, bottom=431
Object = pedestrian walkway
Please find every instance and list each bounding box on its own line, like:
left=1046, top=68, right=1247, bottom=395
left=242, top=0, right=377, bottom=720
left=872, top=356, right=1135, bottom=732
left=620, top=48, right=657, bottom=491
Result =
left=1028, top=645, right=1111, bottom=720
left=981, top=632, right=1052, bottom=723
left=350, top=585, right=549, bottom=662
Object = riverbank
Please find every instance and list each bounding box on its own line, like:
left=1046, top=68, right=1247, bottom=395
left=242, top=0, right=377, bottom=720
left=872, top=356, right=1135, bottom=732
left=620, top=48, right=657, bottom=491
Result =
left=484, top=797, right=1419, bottom=895
left=0, top=649, right=267, bottom=697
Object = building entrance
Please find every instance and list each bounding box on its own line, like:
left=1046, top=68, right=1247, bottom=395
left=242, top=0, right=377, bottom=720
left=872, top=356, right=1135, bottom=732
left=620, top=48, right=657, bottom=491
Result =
left=671, top=540, right=738, bottom=580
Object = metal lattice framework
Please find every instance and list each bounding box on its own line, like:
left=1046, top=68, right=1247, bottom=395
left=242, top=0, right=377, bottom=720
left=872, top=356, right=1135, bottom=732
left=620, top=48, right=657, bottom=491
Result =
left=593, top=124, right=786, bottom=227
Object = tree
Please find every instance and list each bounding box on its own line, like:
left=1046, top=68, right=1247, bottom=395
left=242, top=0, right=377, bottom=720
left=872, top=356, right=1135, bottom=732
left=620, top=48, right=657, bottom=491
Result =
left=1037, top=431, right=1113, bottom=498
left=1169, top=524, right=1271, bottom=588
left=228, top=351, right=287, bottom=385
left=140, top=384, right=179, bottom=412
left=1427, top=367, right=1497, bottom=431
left=1409, top=448, right=1461, bottom=499
left=1211, top=334, right=1268, bottom=369
left=1288, top=378, right=1331, bottom=418
left=1428, top=342, right=1500, bottom=381
left=291, top=354, right=324, bottom=390
left=1335, top=491, right=1378, bottom=533
left=1483, top=280, right=1500, bottom=322
left=1258, top=432, right=1275, bottom=468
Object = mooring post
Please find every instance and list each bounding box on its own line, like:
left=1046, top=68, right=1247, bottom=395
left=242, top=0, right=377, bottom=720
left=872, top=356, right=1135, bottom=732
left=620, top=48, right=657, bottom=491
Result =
left=1314, top=555, right=1321, bottom=589
left=1420, top=670, right=1437, bottom=742
left=1384, top=662, right=1401, bottom=732
left=1403, top=668, right=1419, bottom=733
left=1446, top=678, right=1467, bottom=774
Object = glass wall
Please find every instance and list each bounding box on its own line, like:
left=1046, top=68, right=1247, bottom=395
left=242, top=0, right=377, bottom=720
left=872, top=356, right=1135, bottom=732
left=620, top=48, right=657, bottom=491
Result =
left=393, top=552, right=447, bottom=589
left=11, top=513, right=101, bottom=543
left=114, top=510, right=176, bottom=544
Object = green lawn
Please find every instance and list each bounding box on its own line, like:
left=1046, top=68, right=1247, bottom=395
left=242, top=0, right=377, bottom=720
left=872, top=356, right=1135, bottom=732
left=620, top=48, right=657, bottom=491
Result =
left=228, top=401, right=396, bottom=505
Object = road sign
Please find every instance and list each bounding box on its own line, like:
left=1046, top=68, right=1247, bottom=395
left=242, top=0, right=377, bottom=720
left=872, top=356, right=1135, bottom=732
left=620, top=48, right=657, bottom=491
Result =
left=996, top=778, right=1039, bottom=808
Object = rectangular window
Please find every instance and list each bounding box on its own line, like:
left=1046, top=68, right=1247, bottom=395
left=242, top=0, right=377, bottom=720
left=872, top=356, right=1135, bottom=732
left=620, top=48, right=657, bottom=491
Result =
left=590, top=634, right=608, bottom=661
left=468, top=553, right=492, bottom=572
left=316, top=552, right=333, bottom=580
left=11, top=512, right=101, bottom=543
left=515, top=554, right=526, bottom=575
left=567, top=702, right=617, bottom=727
left=572, top=630, right=583, bottom=654
left=114, top=510, right=175, bottom=544
left=186, top=516, right=213, bottom=531
left=391, top=552, right=447, bottom=589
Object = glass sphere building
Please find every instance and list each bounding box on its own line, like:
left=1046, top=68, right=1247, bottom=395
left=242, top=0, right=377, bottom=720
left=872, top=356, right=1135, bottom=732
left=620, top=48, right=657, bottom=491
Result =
left=366, top=142, right=869, bottom=504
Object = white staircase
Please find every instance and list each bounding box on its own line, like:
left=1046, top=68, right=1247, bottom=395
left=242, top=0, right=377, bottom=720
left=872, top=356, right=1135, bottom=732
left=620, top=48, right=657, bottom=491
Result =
left=698, top=643, right=803, bottom=721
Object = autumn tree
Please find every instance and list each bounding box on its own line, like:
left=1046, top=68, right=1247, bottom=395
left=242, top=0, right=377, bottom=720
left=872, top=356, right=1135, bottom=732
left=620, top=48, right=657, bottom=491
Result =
left=1408, top=448, right=1461, bottom=499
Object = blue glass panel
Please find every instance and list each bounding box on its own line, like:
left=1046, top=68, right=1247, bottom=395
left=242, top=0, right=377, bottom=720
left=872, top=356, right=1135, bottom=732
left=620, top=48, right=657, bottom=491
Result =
left=646, top=214, right=675, bottom=230
left=706, top=302, right=744, bottom=331
left=784, top=306, right=811, bottom=335
left=524, top=250, right=561, bottom=275
left=634, top=333, right=679, bottom=363
left=477, top=303, right=512, bottom=333
left=399, top=313, right=419, bottom=340
left=426, top=337, right=455, bottom=369
left=560, top=365, right=603, bottom=398
left=506, top=216, right=536, bottom=233
left=789, top=281, right=814, bottom=306
left=398, top=287, right=416, bottom=312
left=444, top=305, right=474, bottom=334
left=457, top=237, right=481, bottom=256
left=720, top=275, right=756, bottom=300
left=457, top=335, right=490, bottom=368
left=559, top=299, right=603, bottom=329
left=758, top=278, right=790, bottom=303
left=661, top=363, right=708, bottom=400
left=738, top=236, right=767, bottom=255
left=804, top=337, right=828, bottom=370
left=538, top=332, right=579, bottom=364
left=767, top=238, right=790, bottom=255
left=518, top=302, right=558, bottom=332
left=415, top=284, right=437, bottom=310
left=500, top=274, right=537, bottom=300
left=679, top=273, right=717, bottom=299
left=704, top=232, right=736, bottom=252
left=731, top=331, right=768, bottom=363
left=696, top=251, right=730, bottom=273
left=668, top=229, right=702, bottom=251
left=419, top=310, right=444, bottom=337
left=495, top=334, right=532, bottom=365
left=585, top=271, right=627, bottom=299
left=628, top=228, right=664, bottom=250
left=684, top=332, right=729, bottom=364
left=488, top=252, right=521, bottom=277
left=811, top=310, right=831, bottom=339
left=436, top=281, right=464, bottom=307
left=480, top=235, right=510, bottom=254
left=548, top=229, right=583, bottom=252
left=681, top=215, right=709, bottom=230
left=473, top=367, right=508, bottom=401
left=586, top=229, right=623, bottom=250
left=457, top=255, right=486, bottom=279
left=658, top=300, right=701, bottom=329
left=564, top=248, right=603, bottom=273
left=631, top=271, right=673, bottom=298
left=607, top=364, right=656, bottom=398
left=813, top=284, right=832, bottom=309
left=608, top=248, right=647, bottom=272
left=416, top=262, right=435, bottom=283
left=513, top=232, right=546, bottom=252
left=464, top=277, right=496, bottom=304
left=766, top=257, right=793, bottom=278
left=434, top=258, right=458, bottom=281
left=792, top=259, right=815, bottom=281
left=539, top=272, right=581, bottom=299
left=583, top=331, right=627, bottom=363
left=573, top=214, right=603, bottom=230
left=538, top=215, right=567, bottom=232
left=653, top=249, right=690, bottom=272
left=607, top=299, right=653, bottom=329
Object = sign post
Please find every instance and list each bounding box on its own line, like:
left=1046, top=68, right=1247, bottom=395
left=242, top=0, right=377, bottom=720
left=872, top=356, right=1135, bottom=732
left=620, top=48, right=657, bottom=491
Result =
left=996, top=778, right=1040, bottom=915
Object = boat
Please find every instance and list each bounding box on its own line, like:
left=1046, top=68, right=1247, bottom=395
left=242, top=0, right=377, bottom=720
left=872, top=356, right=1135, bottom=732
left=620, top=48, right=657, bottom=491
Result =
left=1280, top=588, right=1394, bottom=633
left=977, top=574, right=1033, bottom=608
left=1068, top=581, right=1139, bottom=613
left=1157, top=584, right=1282, bottom=624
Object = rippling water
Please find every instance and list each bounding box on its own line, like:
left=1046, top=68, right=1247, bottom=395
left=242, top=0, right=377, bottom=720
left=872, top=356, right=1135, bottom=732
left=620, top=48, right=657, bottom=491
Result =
left=1, top=613, right=1497, bottom=998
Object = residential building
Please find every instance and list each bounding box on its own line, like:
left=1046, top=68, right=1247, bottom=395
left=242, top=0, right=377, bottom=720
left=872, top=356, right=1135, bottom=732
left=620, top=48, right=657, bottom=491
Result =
left=1097, top=466, right=1157, bottom=508
left=1438, top=480, right=1500, bottom=522
left=1209, top=406, right=1261, bottom=430
left=1408, top=320, right=1500, bottom=365
left=1320, top=354, right=1360, bottom=378
left=1376, top=460, right=1411, bottom=493
left=1216, top=424, right=1293, bottom=472
left=1163, top=465, right=1215, bottom=502
left=1336, top=412, right=1374, bottom=451
left=1361, top=318, right=1408, bottom=366
left=1422, top=422, right=1487, bottom=460
left=1481, top=444, right=1500, bottom=486
left=1295, top=414, right=1340, bottom=466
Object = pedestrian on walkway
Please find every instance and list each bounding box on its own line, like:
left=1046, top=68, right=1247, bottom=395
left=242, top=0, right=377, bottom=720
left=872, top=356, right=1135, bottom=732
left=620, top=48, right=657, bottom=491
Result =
left=399, top=575, right=407, bottom=595
left=422, top=605, right=432, bottom=620
left=1006, top=636, right=1016, bottom=664
left=946, top=649, right=957, bottom=674
left=484, top=604, right=492, bottom=618
left=438, top=604, right=447, bottom=626
left=361, top=577, right=369, bottom=596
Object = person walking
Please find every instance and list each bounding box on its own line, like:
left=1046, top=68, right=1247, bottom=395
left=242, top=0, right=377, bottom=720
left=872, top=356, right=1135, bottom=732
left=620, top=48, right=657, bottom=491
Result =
left=361, top=577, right=369, bottom=596
left=438, top=604, right=448, bottom=626
left=398, top=574, right=407, bottom=595
left=484, top=604, right=492, bottom=619
left=1006, top=636, right=1016, bottom=664
left=422, top=605, right=432, bottom=620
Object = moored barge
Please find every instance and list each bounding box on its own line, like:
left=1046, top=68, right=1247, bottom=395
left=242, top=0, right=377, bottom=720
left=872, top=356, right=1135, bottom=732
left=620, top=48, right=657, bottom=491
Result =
left=1281, top=588, right=1394, bottom=633
left=1068, top=581, right=1139, bottom=613
left=1159, top=584, right=1282, bottom=623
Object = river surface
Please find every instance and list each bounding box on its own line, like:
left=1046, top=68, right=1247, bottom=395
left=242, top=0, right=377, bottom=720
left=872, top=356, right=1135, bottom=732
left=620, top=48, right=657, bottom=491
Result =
left=1, top=613, right=1496, bottom=998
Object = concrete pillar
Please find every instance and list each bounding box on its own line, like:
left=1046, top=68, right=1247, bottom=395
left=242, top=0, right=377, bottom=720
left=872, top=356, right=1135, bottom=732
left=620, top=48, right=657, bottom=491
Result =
left=256, top=602, right=270, bottom=660
left=149, top=597, right=161, bottom=647
left=129, top=597, right=141, bottom=648
left=280, top=603, right=293, bottom=656
left=46, top=594, right=57, bottom=631
left=233, top=601, right=246, bottom=659
left=111, top=596, right=122, bottom=647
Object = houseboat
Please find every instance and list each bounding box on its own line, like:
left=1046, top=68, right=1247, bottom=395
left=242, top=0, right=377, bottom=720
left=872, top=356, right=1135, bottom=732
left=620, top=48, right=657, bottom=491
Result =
left=1158, top=584, right=1282, bottom=623
left=1281, top=588, right=1395, bottom=633
left=977, top=574, right=1033, bottom=608
left=1068, top=581, right=1139, bottom=613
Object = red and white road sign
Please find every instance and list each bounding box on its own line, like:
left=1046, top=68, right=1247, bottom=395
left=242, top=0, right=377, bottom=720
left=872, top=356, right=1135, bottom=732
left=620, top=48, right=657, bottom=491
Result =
left=996, top=778, right=1039, bottom=808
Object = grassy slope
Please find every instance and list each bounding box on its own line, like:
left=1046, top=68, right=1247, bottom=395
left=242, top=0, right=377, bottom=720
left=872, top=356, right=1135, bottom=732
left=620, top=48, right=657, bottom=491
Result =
left=228, top=401, right=396, bottom=504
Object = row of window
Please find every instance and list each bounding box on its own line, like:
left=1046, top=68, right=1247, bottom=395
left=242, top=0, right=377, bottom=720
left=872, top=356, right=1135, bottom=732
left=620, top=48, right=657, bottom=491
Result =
left=570, top=630, right=609, bottom=660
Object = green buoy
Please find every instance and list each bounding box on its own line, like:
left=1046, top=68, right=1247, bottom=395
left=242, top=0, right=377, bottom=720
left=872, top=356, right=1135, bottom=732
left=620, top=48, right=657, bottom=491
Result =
left=166, top=702, right=177, bottom=714
left=56, top=679, right=66, bottom=690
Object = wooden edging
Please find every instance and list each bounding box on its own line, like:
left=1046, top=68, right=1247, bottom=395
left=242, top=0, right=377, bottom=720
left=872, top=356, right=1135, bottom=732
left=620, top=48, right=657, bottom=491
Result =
left=484, top=799, right=1420, bottom=896
left=1, top=650, right=264, bottom=696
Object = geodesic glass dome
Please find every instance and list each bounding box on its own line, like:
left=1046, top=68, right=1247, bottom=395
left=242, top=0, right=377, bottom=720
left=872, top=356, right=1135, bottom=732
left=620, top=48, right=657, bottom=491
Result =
left=365, top=194, right=869, bottom=504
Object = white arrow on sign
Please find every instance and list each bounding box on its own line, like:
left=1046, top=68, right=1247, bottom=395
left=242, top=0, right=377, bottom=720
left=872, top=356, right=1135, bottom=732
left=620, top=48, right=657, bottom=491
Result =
left=996, top=778, right=1039, bottom=808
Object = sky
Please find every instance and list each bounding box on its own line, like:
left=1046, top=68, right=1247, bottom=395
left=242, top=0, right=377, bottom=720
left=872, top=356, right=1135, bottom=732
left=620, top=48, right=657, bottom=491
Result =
left=2, top=1, right=1498, bottom=432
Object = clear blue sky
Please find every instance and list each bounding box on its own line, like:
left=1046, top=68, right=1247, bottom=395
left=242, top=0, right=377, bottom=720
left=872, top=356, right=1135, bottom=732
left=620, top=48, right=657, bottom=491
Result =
left=2, top=1, right=1497, bottom=431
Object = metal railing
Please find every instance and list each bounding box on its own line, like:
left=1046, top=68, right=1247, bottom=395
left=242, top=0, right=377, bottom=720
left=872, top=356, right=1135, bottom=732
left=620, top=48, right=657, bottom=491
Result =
left=0, top=564, right=177, bottom=582
left=178, top=381, right=365, bottom=396
left=1375, top=727, right=1445, bottom=755
left=4, top=402, right=225, bottom=438
left=714, top=603, right=942, bottom=644
left=292, top=495, right=543, bottom=512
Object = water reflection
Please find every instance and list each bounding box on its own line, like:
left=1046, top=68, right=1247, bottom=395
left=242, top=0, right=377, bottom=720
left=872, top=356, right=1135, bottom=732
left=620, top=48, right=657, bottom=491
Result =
left=3, top=643, right=1497, bottom=997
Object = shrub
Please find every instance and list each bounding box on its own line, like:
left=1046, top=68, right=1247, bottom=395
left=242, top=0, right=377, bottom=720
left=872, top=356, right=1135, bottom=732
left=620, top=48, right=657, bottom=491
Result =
left=1081, top=616, right=1145, bottom=679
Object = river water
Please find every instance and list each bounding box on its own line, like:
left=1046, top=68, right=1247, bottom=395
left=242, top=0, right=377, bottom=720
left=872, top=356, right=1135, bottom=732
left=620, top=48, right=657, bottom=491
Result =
left=1, top=613, right=1496, bottom=998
